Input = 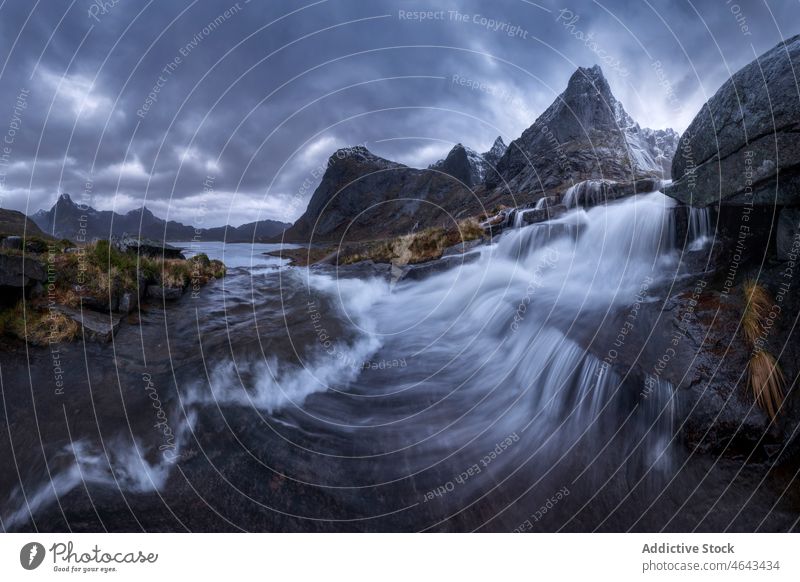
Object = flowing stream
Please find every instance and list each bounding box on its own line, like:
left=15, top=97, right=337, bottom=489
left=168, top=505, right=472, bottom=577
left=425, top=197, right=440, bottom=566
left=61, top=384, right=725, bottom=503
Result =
left=4, top=190, right=788, bottom=532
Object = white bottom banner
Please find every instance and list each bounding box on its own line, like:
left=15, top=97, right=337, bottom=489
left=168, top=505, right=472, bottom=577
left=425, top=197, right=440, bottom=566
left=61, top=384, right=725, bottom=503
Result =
left=0, top=534, right=796, bottom=580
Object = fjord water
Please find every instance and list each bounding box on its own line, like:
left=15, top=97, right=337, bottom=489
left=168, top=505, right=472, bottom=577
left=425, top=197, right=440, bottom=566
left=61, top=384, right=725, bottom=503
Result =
left=1, top=192, right=790, bottom=532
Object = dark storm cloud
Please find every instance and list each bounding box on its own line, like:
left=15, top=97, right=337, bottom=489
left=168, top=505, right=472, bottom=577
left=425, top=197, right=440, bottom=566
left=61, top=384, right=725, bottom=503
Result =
left=0, top=0, right=797, bottom=226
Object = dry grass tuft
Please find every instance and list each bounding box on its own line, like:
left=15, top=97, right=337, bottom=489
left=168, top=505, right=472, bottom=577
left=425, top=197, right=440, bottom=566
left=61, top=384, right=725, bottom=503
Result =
left=0, top=302, right=79, bottom=346
left=740, top=280, right=785, bottom=419
left=742, top=279, right=770, bottom=345
left=338, top=218, right=485, bottom=266
left=747, top=350, right=785, bottom=420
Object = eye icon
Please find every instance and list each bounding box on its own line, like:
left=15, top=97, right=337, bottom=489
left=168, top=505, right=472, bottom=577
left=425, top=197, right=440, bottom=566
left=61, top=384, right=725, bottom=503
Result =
left=20, top=542, right=46, bottom=570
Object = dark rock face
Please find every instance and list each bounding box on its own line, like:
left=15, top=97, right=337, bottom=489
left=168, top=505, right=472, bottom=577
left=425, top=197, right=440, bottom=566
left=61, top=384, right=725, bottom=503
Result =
left=777, top=207, right=800, bottom=260
left=396, top=252, right=480, bottom=283
left=666, top=34, right=800, bottom=207
left=584, top=279, right=781, bottom=458
left=480, top=136, right=507, bottom=186
left=0, top=236, right=22, bottom=250
left=486, top=65, right=672, bottom=198
left=282, top=146, right=476, bottom=242
left=32, top=193, right=290, bottom=243
left=147, top=285, right=184, bottom=301
left=0, top=253, right=45, bottom=289
left=513, top=204, right=568, bottom=227
left=441, top=238, right=485, bottom=257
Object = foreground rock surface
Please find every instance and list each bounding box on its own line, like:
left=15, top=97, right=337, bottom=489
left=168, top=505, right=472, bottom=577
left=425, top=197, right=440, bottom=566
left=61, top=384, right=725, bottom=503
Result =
left=54, top=306, right=121, bottom=343
left=666, top=34, right=800, bottom=207
left=0, top=253, right=45, bottom=289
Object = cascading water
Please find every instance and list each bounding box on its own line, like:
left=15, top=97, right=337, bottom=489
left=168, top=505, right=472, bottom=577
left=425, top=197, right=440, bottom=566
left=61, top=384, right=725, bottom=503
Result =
left=513, top=208, right=536, bottom=228
left=563, top=180, right=609, bottom=208
left=202, top=190, right=679, bottom=484
left=687, top=206, right=713, bottom=250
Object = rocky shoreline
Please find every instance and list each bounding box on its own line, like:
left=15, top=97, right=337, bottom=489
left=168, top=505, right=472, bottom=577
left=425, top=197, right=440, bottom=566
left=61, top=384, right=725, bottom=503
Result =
left=0, top=232, right=225, bottom=345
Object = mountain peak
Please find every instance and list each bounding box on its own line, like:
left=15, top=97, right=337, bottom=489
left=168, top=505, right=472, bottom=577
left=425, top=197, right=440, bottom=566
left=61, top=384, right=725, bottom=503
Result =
left=428, top=143, right=488, bottom=187
left=127, top=206, right=156, bottom=219
left=327, top=145, right=405, bottom=170
left=565, top=64, right=611, bottom=97
left=58, top=193, right=74, bottom=204
left=483, top=136, right=507, bottom=161
left=486, top=63, right=675, bottom=191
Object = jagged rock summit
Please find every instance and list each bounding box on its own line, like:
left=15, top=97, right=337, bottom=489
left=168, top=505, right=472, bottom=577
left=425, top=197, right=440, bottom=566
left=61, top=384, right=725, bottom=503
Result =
left=482, top=136, right=507, bottom=167
left=428, top=141, right=504, bottom=188
left=427, top=137, right=508, bottom=188
left=486, top=65, right=676, bottom=197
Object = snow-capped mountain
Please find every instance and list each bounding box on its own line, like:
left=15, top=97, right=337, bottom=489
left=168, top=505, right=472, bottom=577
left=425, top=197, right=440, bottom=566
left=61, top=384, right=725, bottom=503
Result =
left=486, top=65, right=679, bottom=194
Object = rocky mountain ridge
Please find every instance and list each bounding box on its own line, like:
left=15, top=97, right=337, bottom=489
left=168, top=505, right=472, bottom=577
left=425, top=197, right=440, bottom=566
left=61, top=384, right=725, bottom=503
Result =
left=285, top=65, right=677, bottom=242
left=282, top=146, right=478, bottom=242
left=32, top=193, right=290, bottom=243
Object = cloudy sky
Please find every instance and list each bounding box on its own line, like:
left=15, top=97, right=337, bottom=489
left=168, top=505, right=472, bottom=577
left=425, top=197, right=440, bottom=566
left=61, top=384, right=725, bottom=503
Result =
left=0, top=0, right=797, bottom=227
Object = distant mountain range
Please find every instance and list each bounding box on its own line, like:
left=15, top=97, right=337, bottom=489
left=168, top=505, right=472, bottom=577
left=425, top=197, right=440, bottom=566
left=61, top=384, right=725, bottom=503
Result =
left=32, top=194, right=290, bottom=243
left=283, top=64, right=679, bottom=243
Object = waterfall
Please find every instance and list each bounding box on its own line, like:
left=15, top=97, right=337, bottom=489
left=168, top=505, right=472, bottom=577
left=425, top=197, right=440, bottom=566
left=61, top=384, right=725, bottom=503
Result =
left=563, top=180, right=608, bottom=208
left=513, top=208, right=536, bottom=228
left=687, top=206, right=713, bottom=250
left=328, top=190, right=681, bottom=478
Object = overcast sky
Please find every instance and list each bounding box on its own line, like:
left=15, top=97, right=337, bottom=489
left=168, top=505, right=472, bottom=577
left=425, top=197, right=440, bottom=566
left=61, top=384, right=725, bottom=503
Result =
left=0, top=0, right=797, bottom=227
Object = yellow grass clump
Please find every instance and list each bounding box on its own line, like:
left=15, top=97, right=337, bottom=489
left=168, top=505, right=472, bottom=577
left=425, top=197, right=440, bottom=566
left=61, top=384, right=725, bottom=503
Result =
left=741, top=280, right=785, bottom=419
left=742, top=279, right=770, bottom=345
left=747, top=350, right=785, bottom=420
left=338, top=218, right=485, bottom=266
left=0, top=302, right=79, bottom=346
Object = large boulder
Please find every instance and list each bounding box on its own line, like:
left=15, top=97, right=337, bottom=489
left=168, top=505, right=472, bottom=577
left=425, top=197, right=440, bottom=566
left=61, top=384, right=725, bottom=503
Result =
left=666, top=35, right=800, bottom=207
left=53, top=306, right=121, bottom=343
left=0, top=253, right=46, bottom=288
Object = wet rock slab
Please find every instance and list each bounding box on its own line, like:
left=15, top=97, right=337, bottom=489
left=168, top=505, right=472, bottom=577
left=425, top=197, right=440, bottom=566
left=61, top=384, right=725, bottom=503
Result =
left=146, top=285, right=184, bottom=301
left=54, top=306, right=122, bottom=343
